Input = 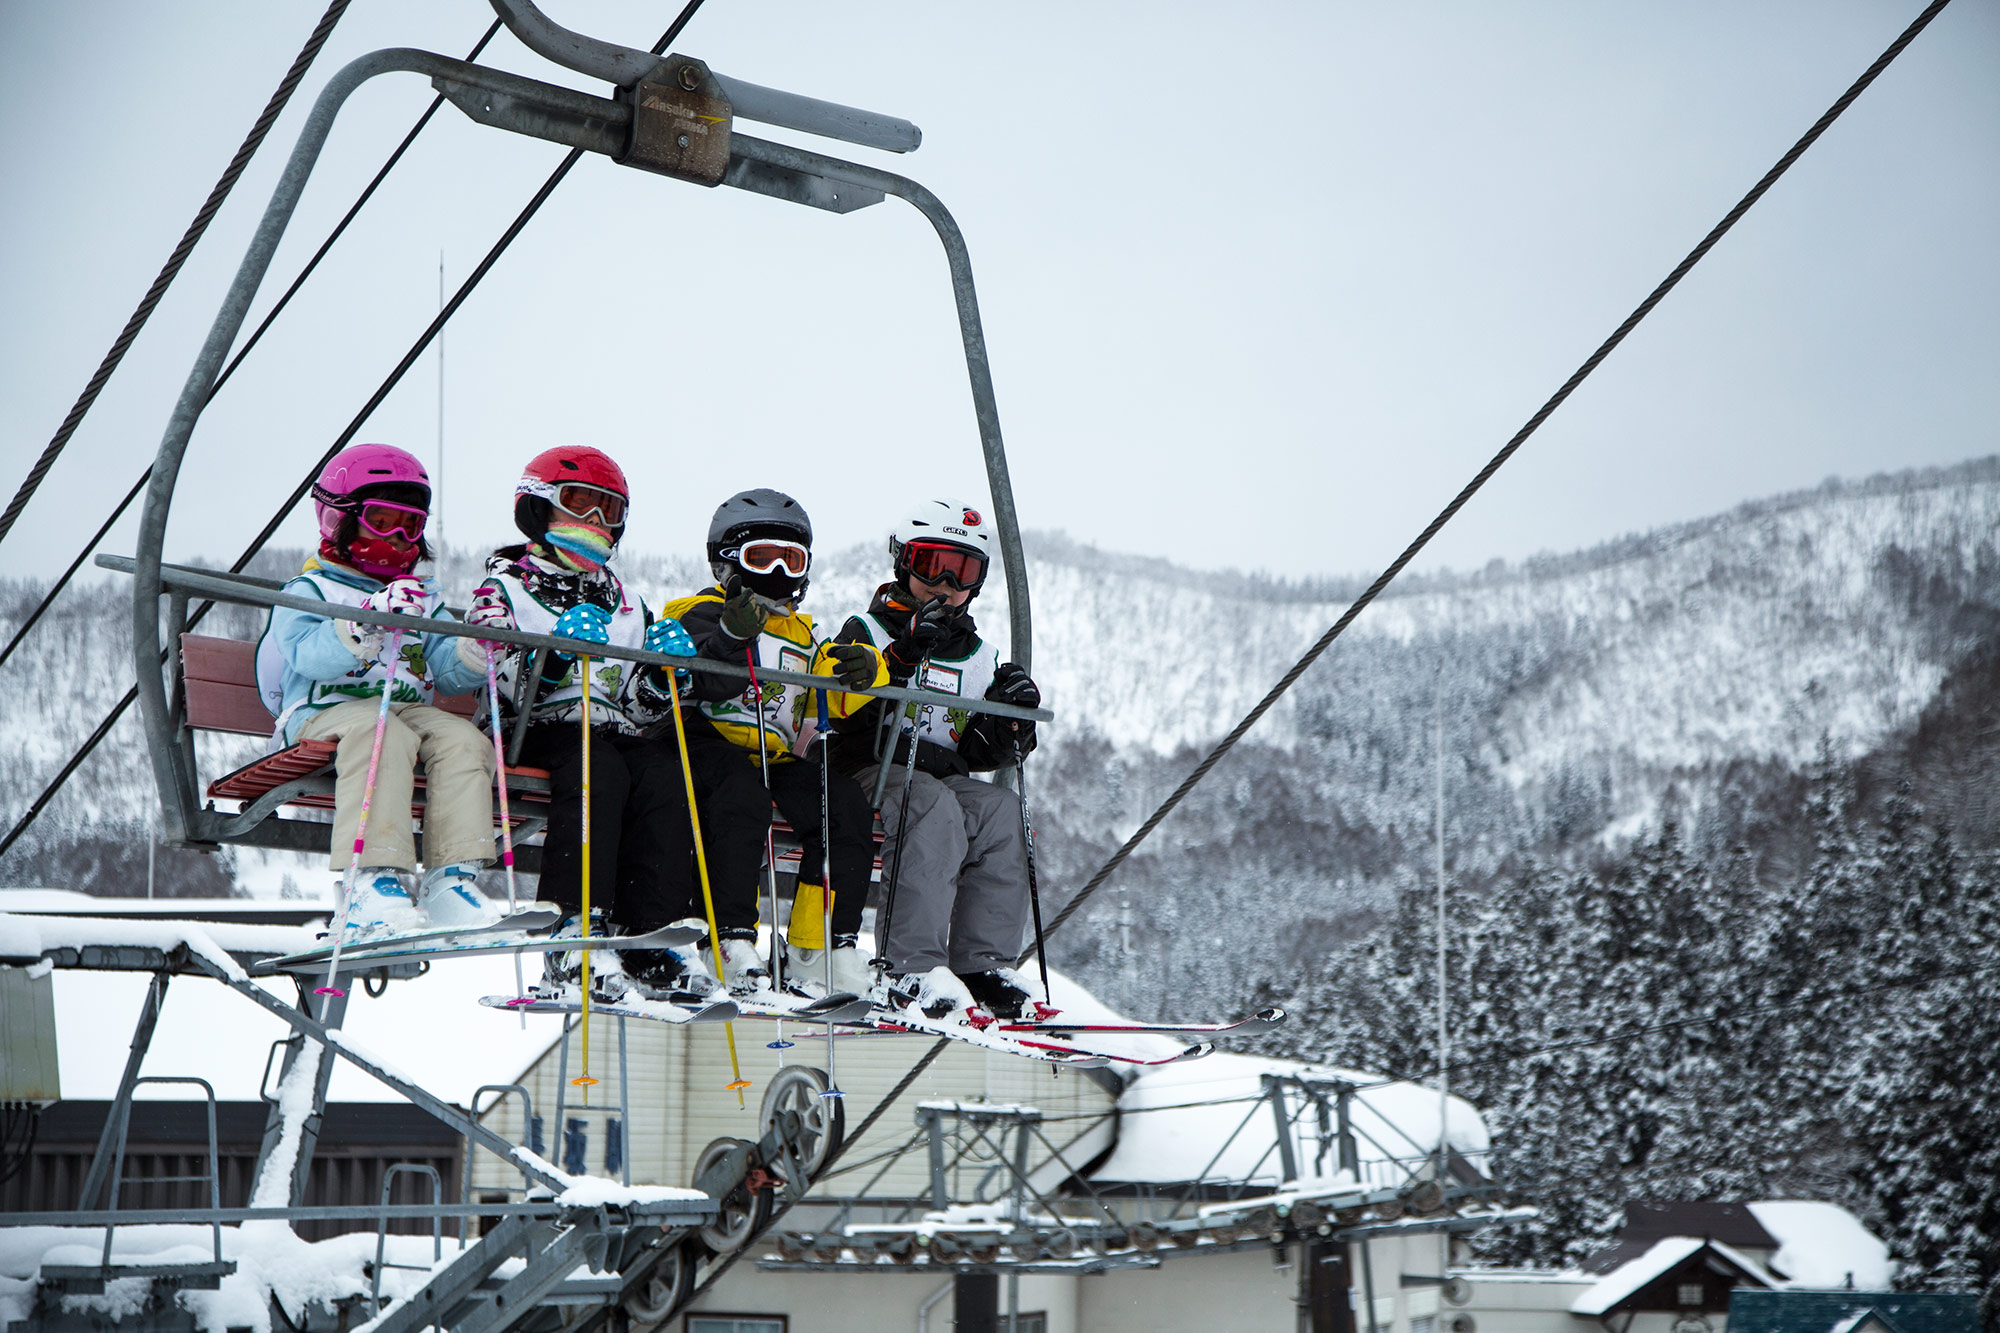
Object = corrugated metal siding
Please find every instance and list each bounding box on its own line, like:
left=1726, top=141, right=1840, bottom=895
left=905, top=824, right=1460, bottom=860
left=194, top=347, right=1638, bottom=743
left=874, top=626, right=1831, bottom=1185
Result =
left=474, top=1018, right=1119, bottom=1200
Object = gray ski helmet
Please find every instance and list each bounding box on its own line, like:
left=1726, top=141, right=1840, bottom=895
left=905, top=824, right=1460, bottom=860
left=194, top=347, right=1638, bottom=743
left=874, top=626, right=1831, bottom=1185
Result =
left=708, top=488, right=813, bottom=599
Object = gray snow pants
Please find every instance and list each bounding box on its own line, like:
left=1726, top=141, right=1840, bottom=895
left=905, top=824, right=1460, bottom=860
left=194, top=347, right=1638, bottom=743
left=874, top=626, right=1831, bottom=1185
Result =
left=864, top=766, right=1031, bottom=974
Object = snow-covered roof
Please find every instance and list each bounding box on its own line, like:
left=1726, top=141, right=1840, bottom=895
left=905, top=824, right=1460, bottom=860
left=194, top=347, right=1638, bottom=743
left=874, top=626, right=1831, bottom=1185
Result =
left=1747, top=1200, right=1893, bottom=1290
left=1570, top=1237, right=1782, bottom=1316
left=1088, top=1050, right=1489, bottom=1188
left=37, top=934, right=560, bottom=1104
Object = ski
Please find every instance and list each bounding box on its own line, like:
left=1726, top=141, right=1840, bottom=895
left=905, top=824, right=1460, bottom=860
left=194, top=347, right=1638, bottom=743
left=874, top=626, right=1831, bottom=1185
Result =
left=996, top=1005, right=1287, bottom=1039
left=732, top=990, right=874, bottom=1024
left=482, top=992, right=740, bottom=1025
left=257, top=917, right=700, bottom=974
left=829, top=1004, right=1218, bottom=1068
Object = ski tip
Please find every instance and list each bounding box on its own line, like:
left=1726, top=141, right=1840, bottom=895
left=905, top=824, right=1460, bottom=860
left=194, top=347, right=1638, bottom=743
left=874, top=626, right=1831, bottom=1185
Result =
left=1174, top=1041, right=1217, bottom=1063
left=1255, top=1006, right=1287, bottom=1024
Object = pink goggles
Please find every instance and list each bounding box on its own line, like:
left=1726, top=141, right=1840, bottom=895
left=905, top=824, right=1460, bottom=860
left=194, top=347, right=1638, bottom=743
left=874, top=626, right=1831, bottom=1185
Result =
left=354, top=500, right=428, bottom=541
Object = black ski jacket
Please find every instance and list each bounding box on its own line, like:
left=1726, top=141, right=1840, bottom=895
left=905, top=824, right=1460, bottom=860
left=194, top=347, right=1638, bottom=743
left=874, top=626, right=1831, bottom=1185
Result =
left=829, top=583, right=1034, bottom=780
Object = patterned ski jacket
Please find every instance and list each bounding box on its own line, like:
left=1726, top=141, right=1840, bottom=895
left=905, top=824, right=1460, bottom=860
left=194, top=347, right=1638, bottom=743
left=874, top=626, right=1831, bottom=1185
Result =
left=258, top=556, right=484, bottom=745
left=469, top=546, right=734, bottom=735
left=661, top=584, right=886, bottom=766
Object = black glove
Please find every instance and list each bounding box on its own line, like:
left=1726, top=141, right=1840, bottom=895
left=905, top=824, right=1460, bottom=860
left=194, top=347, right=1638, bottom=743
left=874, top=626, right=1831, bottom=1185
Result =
left=718, top=586, right=769, bottom=641
left=885, top=596, right=954, bottom=676
left=826, top=642, right=877, bottom=689
left=986, top=661, right=1039, bottom=709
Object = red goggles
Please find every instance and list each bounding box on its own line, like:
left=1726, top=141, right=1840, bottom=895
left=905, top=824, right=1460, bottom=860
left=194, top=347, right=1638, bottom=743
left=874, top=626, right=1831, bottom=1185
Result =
left=733, top=539, right=810, bottom=578
left=355, top=500, right=427, bottom=541
left=903, top=541, right=987, bottom=590
left=552, top=483, right=626, bottom=527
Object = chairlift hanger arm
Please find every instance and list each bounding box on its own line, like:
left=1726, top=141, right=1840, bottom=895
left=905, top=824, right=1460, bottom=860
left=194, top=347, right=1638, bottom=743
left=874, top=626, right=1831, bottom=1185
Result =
left=132, top=34, right=1026, bottom=847
left=487, top=0, right=921, bottom=153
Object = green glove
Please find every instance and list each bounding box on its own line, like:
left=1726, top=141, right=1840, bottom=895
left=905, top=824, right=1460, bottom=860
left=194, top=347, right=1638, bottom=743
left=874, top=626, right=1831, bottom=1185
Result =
left=719, top=587, right=769, bottom=641
left=826, top=642, right=876, bottom=689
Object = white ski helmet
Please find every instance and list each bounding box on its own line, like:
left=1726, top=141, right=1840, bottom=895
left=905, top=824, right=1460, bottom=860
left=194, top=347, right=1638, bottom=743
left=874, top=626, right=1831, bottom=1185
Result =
left=890, top=498, right=994, bottom=594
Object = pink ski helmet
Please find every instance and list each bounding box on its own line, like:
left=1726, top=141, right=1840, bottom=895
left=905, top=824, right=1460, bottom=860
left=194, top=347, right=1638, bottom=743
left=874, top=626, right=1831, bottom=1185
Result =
left=312, top=444, right=431, bottom=542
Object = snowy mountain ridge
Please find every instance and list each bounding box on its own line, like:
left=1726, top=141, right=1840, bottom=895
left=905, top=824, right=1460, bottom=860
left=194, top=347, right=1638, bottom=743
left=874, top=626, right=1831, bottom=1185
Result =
left=4, top=458, right=1999, bottom=1016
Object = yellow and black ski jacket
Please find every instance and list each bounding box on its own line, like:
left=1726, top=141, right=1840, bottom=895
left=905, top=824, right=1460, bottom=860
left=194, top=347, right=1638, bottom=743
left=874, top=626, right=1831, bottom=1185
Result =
left=662, top=584, right=886, bottom=765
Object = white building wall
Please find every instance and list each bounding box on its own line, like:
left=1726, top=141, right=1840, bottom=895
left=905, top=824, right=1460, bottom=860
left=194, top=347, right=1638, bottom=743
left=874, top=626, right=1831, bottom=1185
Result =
left=1082, top=1247, right=1301, bottom=1332
left=471, top=1016, right=1119, bottom=1196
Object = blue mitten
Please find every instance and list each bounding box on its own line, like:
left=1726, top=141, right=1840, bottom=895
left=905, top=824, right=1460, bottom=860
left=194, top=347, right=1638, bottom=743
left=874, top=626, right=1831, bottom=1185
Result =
left=644, top=616, right=694, bottom=687
left=550, top=602, right=611, bottom=661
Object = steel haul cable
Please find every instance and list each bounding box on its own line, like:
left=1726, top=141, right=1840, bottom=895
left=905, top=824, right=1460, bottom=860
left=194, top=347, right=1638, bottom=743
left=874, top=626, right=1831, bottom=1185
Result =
left=1035, top=0, right=1956, bottom=950
left=0, top=0, right=353, bottom=553
left=0, top=1, right=708, bottom=860
left=0, top=20, right=506, bottom=676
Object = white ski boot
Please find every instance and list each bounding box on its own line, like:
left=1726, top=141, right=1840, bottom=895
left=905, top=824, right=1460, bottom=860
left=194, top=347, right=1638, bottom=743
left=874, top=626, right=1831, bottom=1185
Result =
left=341, top=869, right=424, bottom=937
left=718, top=933, right=773, bottom=996
left=875, top=965, right=978, bottom=1022
left=416, top=863, right=499, bottom=928
left=785, top=936, right=873, bottom=999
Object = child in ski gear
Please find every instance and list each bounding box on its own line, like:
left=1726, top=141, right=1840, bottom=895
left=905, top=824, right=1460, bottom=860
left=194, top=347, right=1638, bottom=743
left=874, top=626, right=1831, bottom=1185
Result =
left=831, top=498, right=1043, bottom=1020
left=660, top=488, right=886, bottom=997
left=262, top=443, right=495, bottom=934
left=465, top=446, right=735, bottom=1002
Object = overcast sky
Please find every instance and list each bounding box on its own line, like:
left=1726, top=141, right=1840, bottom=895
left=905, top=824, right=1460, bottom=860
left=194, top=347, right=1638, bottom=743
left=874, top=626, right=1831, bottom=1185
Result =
left=1, top=1, right=1994, bottom=590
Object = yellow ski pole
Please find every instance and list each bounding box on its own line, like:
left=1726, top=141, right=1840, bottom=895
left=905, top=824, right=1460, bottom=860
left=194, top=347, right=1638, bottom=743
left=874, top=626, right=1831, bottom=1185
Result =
left=665, top=667, right=751, bottom=1105
left=573, top=653, right=597, bottom=1103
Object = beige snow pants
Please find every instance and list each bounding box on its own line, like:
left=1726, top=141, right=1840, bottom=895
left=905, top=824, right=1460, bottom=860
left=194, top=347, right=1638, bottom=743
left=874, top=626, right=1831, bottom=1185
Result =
left=296, top=700, right=496, bottom=871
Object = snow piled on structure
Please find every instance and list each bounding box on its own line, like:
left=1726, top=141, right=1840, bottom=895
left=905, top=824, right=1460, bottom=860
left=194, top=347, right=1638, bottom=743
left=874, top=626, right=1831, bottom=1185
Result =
left=0, top=913, right=311, bottom=981
left=1748, top=1200, right=1893, bottom=1290
left=1570, top=1237, right=1782, bottom=1316
left=0, top=1224, right=458, bottom=1333
left=1089, top=1051, right=1488, bottom=1187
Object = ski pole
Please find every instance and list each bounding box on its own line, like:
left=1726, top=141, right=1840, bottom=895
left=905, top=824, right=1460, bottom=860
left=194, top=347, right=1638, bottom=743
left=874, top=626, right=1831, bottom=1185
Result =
left=317, top=629, right=405, bottom=1021
left=873, top=653, right=928, bottom=973
left=1014, top=730, right=1052, bottom=1006
left=816, top=686, right=841, bottom=1100
left=573, top=654, right=597, bottom=1102
left=665, top=667, right=751, bottom=1104
left=481, top=645, right=528, bottom=1027
left=744, top=645, right=788, bottom=1026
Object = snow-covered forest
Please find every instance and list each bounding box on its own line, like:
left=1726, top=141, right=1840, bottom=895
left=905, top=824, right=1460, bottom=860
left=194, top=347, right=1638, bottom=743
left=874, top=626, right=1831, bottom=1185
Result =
left=3, top=457, right=1998, bottom=1308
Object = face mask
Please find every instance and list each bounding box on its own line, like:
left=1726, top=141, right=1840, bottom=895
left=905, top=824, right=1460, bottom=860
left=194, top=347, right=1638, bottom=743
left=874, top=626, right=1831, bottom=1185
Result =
left=331, top=534, right=421, bottom=581
left=545, top=520, right=616, bottom=573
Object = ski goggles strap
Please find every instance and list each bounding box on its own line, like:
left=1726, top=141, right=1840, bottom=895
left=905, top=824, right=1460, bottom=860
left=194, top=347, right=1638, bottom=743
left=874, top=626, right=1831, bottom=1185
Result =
left=903, top=540, right=987, bottom=589
left=731, top=538, right=810, bottom=577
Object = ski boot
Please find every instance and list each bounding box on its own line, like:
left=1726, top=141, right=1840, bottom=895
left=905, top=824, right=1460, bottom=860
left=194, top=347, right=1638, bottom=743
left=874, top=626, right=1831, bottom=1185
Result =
left=415, top=862, right=499, bottom=928
left=956, top=967, right=1034, bottom=1020
left=874, top=965, right=978, bottom=1022
left=622, top=946, right=724, bottom=1006
left=539, top=911, right=631, bottom=1002
left=340, top=868, right=425, bottom=938
left=785, top=933, right=871, bottom=999
left=718, top=930, right=773, bottom=996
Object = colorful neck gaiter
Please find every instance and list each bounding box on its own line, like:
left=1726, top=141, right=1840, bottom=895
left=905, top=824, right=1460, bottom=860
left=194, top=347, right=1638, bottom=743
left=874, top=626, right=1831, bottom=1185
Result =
left=544, top=521, right=615, bottom=573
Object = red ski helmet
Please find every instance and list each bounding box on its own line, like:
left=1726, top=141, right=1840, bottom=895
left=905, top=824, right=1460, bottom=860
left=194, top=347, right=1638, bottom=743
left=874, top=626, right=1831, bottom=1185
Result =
left=514, top=446, right=630, bottom=544
left=312, top=443, right=430, bottom=543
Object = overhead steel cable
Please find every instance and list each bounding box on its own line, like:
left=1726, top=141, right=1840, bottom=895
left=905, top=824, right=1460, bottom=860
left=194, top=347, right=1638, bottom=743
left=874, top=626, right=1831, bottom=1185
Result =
left=0, top=19, right=506, bottom=677
left=0, top=3, right=708, bottom=860
left=1034, top=0, right=1955, bottom=951
left=0, top=0, right=353, bottom=553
